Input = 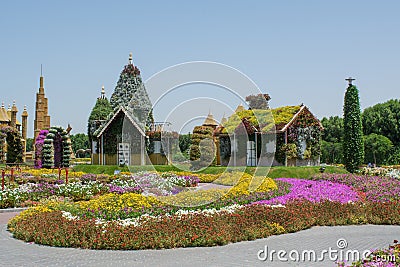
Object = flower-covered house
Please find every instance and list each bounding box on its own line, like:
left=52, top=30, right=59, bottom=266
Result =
left=89, top=54, right=169, bottom=166
left=212, top=96, right=323, bottom=167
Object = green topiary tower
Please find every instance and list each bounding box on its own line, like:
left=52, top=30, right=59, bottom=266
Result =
left=343, top=78, right=364, bottom=173
left=87, top=86, right=113, bottom=145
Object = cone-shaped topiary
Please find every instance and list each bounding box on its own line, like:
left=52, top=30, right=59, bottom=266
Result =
left=343, top=84, right=364, bottom=173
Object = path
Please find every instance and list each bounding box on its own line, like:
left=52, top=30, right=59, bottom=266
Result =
left=1, top=211, right=398, bottom=267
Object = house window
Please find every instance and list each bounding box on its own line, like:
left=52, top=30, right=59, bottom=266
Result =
left=154, top=141, right=161, bottom=154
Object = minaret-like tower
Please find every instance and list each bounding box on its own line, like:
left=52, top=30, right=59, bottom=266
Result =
left=21, top=105, right=28, bottom=141
left=34, top=73, right=51, bottom=142
left=10, top=101, right=18, bottom=129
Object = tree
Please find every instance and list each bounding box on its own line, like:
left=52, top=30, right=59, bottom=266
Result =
left=362, top=99, right=400, bottom=146
left=321, top=116, right=343, bottom=143
left=363, top=133, right=392, bottom=165
left=321, top=140, right=343, bottom=164
left=70, top=133, right=89, bottom=153
left=87, top=97, right=113, bottom=145
left=25, top=138, right=34, bottom=152
left=245, top=94, right=271, bottom=110
left=343, top=84, right=364, bottom=173
left=178, top=133, right=191, bottom=159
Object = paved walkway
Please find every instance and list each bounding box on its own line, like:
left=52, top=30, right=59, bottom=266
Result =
left=1, top=212, right=399, bottom=267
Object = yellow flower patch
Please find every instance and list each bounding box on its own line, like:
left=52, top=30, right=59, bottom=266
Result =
left=77, top=193, right=161, bottom=212
left=159, top=188, right=227, bottom=207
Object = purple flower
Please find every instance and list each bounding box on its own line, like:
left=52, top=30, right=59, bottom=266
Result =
left=253, top=178, right=359, bottom=205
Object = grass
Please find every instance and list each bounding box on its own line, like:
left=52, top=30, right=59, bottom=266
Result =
left=72, top=164, right=348, bottom=179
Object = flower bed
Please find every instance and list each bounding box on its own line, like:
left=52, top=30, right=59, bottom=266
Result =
left=310, top=173, right=400, bottom=202
left=0, top=171, right=203, bottom=208
left=253, top=178, right=359, bottom=205
left=6, top=170, right=400, bottom=251
left=8, top=200, right=400, bottom=250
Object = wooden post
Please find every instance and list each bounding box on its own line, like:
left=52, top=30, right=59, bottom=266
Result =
left=1, top=170, right=4, bottom=190
left=65, top=168, right=69, bottom=184
left=10, top=168, right=14, bottom=183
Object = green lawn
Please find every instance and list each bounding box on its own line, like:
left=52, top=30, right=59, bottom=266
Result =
left=72, top=164, right=347, bottom=179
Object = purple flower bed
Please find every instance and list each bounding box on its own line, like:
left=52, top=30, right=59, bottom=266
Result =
left=108, top=185, right=142, bottom=194
left=253, top=178, right=359, bottom=205
left=311, top=173, right=400, bottom=202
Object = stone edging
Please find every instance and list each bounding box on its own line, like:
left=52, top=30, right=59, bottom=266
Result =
left=0, top=208, right=28, bottom=213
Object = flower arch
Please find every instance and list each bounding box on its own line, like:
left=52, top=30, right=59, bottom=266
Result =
left=40, top=126, right=71, bottom=168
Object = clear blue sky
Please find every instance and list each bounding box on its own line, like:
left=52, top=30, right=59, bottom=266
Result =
left=1, top=1, right=399, bottom=137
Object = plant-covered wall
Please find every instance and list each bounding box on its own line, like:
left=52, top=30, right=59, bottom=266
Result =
left=34, top=129, right=49, bottom=168
left=190, top=126, right=216, bottom=169
left=0, top=126, right=23, bottom=164
left=41, top=126, right=71, bottom=168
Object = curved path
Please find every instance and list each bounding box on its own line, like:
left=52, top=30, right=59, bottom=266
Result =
left=1, top=212, right=398, bottom=267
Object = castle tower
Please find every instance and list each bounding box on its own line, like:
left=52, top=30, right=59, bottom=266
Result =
left=21, top=105, right=28, bottom=141
left=10, top=101, right=18, bottom=129
left=34, top=74, right=51, bottom=142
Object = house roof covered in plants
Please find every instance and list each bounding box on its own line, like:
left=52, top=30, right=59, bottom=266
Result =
left=220, top=104, right=322, bottom=134
left=94, top=106, right=146, bottom=138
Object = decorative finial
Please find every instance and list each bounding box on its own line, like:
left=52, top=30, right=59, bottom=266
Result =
left=129, top=52, right=133, bottom=64
left=12, top=100, right=16, bottom=106
left=101, top=85, right=105, bottom=98
left=41, top=64, right=43, bottom=76
left=24, top=105, right=27, bottom=111
left=1, top=102, right=4, bottom=108
left=8, top=104, right=11, bottom=110
left=345, top=77, right=356, bottom=86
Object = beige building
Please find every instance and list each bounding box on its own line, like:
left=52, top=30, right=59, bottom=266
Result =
left=34, top=75, right=51, bottom=142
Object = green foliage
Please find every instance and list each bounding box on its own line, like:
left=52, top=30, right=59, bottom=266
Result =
left=363, top=133, right=393, bottom=165
left=0, top=126, right=23, bottom=164
left=343, top=85, right=364, bottom=173
left=178, top=133, right=191, bottom=156
left=26, top=138, right=34, bottom=152
left=320, top=116, right=343, bottom=164
left=321, top=140, right=343, bottom=164
left=362, top=99, right=400, bottom=146
left=87, top=98, right=113, bottom=144
left=387, top=145, right=400, bottom=165
left=223, top=109, right=275, bottom=133
left=321, top=116, right=343, bottom=143
left=271, top=106, right=301, bottom=127
left=70, top=133, right=89, bottom=153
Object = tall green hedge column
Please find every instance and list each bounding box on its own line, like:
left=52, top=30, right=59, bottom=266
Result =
left=343, top=78, right=364, bottom=173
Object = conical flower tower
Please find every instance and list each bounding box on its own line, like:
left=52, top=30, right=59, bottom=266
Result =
left=110, top=53, right=152, bottom=127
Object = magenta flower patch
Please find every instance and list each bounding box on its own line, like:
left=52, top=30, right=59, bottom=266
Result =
left=253, top=178, right=359, bottom=205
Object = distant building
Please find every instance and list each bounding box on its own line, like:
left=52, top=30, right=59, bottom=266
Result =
left=34, top=75, right=50, bottom=142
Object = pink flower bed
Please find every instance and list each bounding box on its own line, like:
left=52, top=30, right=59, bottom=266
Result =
left=253, top=178, right=359, bottom=205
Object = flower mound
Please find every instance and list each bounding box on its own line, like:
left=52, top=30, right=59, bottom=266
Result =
left=311, top=173, right=400, bottom=202
left=253, top=178, right=358, bottom=205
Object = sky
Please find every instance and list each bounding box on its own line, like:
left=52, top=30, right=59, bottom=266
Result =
left=1, top=0, right=399, bottom=137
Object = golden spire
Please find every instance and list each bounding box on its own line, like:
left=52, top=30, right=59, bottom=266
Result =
left=203, top=111, right=218, bottom=127
left=235, top=103, right=245, bottom=113
left=22, top=105, right=28, bottom=117
left=11, top=100, right=18, bottom=112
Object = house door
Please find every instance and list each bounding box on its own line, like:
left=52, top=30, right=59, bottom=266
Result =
left=118, top=143, right=130, bottom=165
left=246, top=141, right=256, bottom=166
